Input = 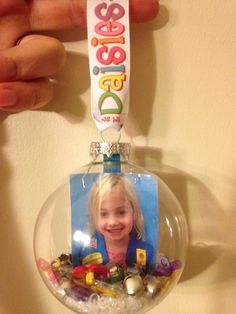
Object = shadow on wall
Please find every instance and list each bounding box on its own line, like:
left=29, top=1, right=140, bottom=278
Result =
left=132, top=146, right=234, bottom=284
left=0, top=114, right=49, bottom=314
left=125, top=5, right=171, bottom=137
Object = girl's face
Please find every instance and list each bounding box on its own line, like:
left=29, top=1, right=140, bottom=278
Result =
left=97, top=185, right=134, bottom=244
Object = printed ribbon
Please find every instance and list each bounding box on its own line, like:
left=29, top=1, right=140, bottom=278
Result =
left=87, top=0, right=130, bottom=132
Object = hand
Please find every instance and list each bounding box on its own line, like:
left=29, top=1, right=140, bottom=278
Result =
left=0, top=0, right=159, bottom=112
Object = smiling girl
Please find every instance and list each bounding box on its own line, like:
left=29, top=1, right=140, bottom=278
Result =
left=78, top=174, right=154, bottom=269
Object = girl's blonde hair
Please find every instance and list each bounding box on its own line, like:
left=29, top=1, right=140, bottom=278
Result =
left=88, top=174, right=145, bottom=240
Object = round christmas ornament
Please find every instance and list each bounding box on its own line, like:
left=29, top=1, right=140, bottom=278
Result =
left=34, top=142, right=188, bottom=314
left=34, top=1, right=189, bottom=313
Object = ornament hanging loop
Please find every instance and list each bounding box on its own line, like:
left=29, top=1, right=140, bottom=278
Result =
left=100, top=129, right=121, bottom=144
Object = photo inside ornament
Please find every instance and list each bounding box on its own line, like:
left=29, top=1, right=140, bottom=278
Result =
left=34, top=142, right=188, bottom=314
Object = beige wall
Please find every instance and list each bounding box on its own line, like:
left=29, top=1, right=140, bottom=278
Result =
left=0, top=1, right=235, bottom=313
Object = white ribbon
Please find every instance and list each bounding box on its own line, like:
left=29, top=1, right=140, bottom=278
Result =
left=87, top=0, right=130, bottom=132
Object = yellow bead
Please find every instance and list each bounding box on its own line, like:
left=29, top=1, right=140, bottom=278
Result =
left=85, top=271, right=94, bottom=285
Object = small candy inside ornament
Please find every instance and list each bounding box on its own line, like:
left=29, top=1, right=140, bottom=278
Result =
left=34, top=142, right=188, bottom=314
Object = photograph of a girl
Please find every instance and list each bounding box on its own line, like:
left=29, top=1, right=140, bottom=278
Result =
left=70, top=173, right=158, bottom=270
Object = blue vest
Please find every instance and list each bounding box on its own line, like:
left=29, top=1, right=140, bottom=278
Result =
left=76, top=231, right=154, bottom=269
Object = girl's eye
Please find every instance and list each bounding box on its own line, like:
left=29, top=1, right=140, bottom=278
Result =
left=117, top=210, right=126, bottom=216
left=100, top=211, right=108, bottom=217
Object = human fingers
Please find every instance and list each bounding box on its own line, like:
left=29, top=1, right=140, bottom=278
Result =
left=29, top=0, right=159, bottom=30
left=0, top=35, right=66, bottom=82
left=130, top=0, right=159, bottom=23
left=0, top=79, right=54, bottom=111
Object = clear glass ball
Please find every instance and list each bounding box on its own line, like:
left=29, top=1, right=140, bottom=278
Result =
left=34, top=142, right=188, bottom=314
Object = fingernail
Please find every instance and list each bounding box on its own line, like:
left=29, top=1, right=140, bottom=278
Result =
left=0, top=89, right=17, bottom=107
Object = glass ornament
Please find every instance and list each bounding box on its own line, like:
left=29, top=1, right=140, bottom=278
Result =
left=34, top=142, right=188, bottom=314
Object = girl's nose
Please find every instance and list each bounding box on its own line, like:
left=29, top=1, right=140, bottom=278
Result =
left=107, top=215, right=117, bottom=226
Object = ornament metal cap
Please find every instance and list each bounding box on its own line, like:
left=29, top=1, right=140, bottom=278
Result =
left=90, top=142, right=131, bottom=158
